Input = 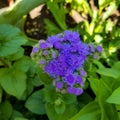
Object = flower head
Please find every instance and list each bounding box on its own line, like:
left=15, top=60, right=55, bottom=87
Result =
left=31, top=30, right=103, bottom=96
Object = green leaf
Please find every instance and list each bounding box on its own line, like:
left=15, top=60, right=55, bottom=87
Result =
left=0, top=0, right=47, bottom=24
left=102, top=2, right=117, bottom=20
left=47, top=1, right=67, bottom=30
left=10, top=110, right=24, bottom=120
left=70, top=102, right=101, bottom=120
left=63, top=94, right=77, bottom=104
left=0, top=68, right=26, bottom=99
left=97, top=67, right=120, bottom=79
left=0, top=101, right=13, bottom=120
left=107, top=87, right=120, bottom=104
left=43, top=85, right=57, bottom=103
left=113, top=61, right=120, bottom=71
left=13, top=56, right=32, bottom=72
left=7, top=47, right=24, bottom=61
left=54, top=99, right=66, bottom=114
left=25, top=90, right=46, bottom=115
left=0, top=24, right=27, bottom=57
left=0, top=86, right=2, bottom=103
left=37, top=66, right=53, bottom=84
left=88, top=78, right=99, bottom=96
left=46, top=103, right=78, bottom=120
left=99, top=0, right=113, bottom=8
left=14, top=117, right=28, bottom=120
left=44, top=19, right=61, bottom=35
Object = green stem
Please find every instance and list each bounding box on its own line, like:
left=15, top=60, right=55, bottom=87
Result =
left=0, top=58, right=11, bottom=68
left=0, top=0, right=48, bottom=25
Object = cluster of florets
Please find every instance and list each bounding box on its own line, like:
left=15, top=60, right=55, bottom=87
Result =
left=31, top=30, right=102, bottom=96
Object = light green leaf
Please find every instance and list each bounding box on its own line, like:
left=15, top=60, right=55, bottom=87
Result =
left=88, top=78, right=99, bottom=96
left=102, top=2, right=117, bottom=20
left=97, top=68, right=120, bottom=79
left=0, top=101, right=13, bottom=120
left=70, top=102, right=101, bottom=120
left=0, top=68, right=26, bottom=99
left=54, top=99, right=66, bottom=114
left=25, top=90, right=46, bottom=115
left=0, top=24, right=27, bottom=57
left=47, top=1, right=67, bottom=30
left=107, top=87, right=120, bottom=104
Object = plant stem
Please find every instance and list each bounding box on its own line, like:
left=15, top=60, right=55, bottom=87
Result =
left=0, top=58, right=11, bottom=68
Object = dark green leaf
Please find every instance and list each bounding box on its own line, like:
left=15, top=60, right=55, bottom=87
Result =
left=43, top=85, right=57, bottom=103
left=10, top=110, right=24, bottom=120
left=63, top=94, right=77, bottom=104
left=0, top=101, right=13, bottom=120
left=0, top=68, right=26, bottom=99
left=25, top=90, right=46, bottom=115
left=45, top=103, right=78, bottom=120
left=0, top=86, right=2, bottom=103
left=14, top=117, right=28, bottom=120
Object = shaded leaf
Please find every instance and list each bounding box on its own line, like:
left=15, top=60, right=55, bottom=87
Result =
left=25, top=90, right=46, bottom=115
left=46, top=103, right=78, bottom=120
left=0, top=101, right=13, bottom=120
left=0, top=68, right=26, bottom=99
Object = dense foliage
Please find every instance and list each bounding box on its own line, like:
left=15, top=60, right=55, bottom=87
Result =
left=0, top=0, right=120, bottom=120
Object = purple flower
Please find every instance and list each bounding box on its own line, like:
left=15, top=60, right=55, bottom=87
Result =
left=54, top=41, right=62, bottom=49
left=80, top=70, right=87, bottom=76
left=52, top=51, right=57, bottom=59
left=67, top=87, right=75, bottom=94
left=74, top=88, right=83, bottom=96
left=56, top=81, right=63, bottom=89
left=94, top=54, right=98, bottom=59
left=40, top=59, right=46, bottom=65
left=43, top=50, right=49, bottom=56
left=89, top=44, right=95, bottom=52
left=32, top=30, right=102, bottom=96
left=76, top=76, right=82, bottom=84
left=40, top=41, right=48, bottom=49
left=32, top=47, right=39, bottom=53
left=96, top=45, right=103, bottom=53
left=45, top=60, right=58, bottom=77
left=65, top=74, right=76, bottom=86
left=64, top=30, right=80, bottom=43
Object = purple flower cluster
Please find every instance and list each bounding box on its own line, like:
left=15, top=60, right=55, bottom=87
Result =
left=31, top=30, right=103, bottom=96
